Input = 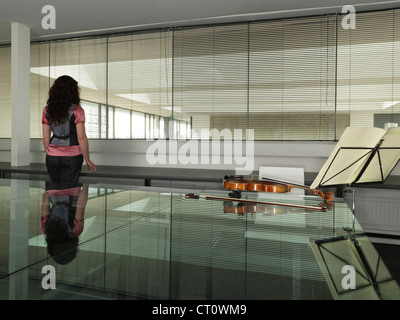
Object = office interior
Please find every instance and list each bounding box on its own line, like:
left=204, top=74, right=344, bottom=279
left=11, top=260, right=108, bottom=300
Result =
left=1, top=0, right=400, bottom=300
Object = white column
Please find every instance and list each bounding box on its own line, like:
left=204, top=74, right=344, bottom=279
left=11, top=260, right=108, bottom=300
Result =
left=8, top=179, right=30, bottom=300
left=11, top=22, right=30, bottom=167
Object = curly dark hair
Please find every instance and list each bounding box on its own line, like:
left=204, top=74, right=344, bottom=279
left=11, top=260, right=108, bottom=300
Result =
left=46, top=75, right=80, bottom=125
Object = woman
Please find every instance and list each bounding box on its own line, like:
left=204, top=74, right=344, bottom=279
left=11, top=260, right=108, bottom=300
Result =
left=41, top=181, right=89, bottom=264
left=42, top=75, right=97, bottom=184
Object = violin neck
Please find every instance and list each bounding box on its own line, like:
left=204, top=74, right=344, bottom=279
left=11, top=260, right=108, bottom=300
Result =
left=262, top=177, right=311, bottom=189
left=287, top=184, right=312, bottom=192
left=276, top=183, right=326, bottom=201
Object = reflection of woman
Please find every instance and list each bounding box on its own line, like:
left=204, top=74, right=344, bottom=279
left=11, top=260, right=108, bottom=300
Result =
left=41, top=182, right=89, bottom=264
left=42, top=75, right=97, bottom=184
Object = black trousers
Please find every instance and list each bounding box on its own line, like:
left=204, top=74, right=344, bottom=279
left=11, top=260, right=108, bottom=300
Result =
left=46, top=154, right=83, bottom=184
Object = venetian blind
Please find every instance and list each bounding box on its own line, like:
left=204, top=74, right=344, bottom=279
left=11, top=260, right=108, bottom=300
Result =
left=337, top=9, right=400, bottom=132
left=30, top=38, right=108, bottom=139
left=173, top=16, right=337, bottom=141
left=250, top=16, right=337, bottom=140
left=173, top=24, right=249, bottom=139
left=107, top=31, right=173, bottom=139
left=30, top=42, right=50, bottom=139
left=0, top=46, right=11, bottom=138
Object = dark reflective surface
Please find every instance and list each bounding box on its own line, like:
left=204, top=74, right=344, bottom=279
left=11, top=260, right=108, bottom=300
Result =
left=0, top=178, right=398, bottom=300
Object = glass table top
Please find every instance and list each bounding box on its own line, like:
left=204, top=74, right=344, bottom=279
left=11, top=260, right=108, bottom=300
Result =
left=0, top=178, right=399, bottom=300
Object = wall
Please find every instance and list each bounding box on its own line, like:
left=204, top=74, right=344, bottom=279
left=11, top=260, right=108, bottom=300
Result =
left=0, top=137, right=350, bottom=175
left=26, top=138, right=400, bottom=177
left=2, top=135, right=400, bottom=180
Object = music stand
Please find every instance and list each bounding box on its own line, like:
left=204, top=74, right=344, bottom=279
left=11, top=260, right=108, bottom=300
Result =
left=310, top=234, right=400, bottom=299
left=310, top=127, right=400, bottom=231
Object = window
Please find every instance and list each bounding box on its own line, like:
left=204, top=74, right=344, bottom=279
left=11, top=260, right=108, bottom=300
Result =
left=100, top=105, right=107, bottom=139
left=173, top=25, right=248, bottom=139
left=132, top=111, right=145, bottom=139
left=81, top=102, right=99, bottom=139
left=30, top=38, right=107, bottom=139
left=20, top=8, right=400, bottom=141
left=249, top=17, right=337, bottom=140
left=108, top=107, right=114, bottom=138
left=114, top=108, right=131, bottom=139
left=337, top=10, right=400, bottom=135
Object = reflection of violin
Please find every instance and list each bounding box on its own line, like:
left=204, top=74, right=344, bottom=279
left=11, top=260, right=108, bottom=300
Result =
left=223, top=201, right=257, bottom=215
left=223, top=201, right=289, bottom=215
left=185, top=193, right=328, bottom=211
left=223, top=200, right=334, bottom=215
left=223, top=175, right=334, bottom=202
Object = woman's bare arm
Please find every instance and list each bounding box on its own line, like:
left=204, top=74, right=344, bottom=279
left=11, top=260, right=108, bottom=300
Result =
left=76, top=122, right=97, bottom=173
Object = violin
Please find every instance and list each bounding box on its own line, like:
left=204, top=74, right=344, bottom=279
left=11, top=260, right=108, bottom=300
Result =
left=223, top=201, right=289, bottom=215
left=223, top=175, right=334, bottom=202
left=223, top=199, right=334, bottom=215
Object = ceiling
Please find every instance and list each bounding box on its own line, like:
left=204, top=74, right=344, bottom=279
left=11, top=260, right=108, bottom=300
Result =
left=2, top=0, right=400, bottom=45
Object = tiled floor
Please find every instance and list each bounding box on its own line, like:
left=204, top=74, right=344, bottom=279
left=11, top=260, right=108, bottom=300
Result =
left=0, top=177, right=399, bottom=300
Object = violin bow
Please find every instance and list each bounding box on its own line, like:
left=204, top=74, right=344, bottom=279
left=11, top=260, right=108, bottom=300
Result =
left=185, top=193, right=328, bottom=211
